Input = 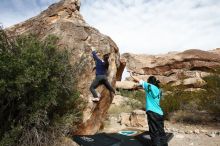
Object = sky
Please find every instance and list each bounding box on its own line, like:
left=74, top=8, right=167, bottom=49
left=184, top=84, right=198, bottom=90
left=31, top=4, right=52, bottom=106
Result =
left=0, top=0, right=220, bottom=54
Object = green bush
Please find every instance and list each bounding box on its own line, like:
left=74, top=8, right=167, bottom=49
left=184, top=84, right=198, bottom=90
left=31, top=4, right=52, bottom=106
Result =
left=118, top=89, right=145, bottom=110
left=161, top=72, right=220, bottom=121
left=160, top=86, right=206, bottom=118
left=0, top=28, right=84, bottom=146
left=202, top=75, right=220, bottom=115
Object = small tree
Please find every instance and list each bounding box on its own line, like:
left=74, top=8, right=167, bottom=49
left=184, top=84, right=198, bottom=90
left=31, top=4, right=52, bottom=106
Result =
left=0, top=27, right=84, bottom=146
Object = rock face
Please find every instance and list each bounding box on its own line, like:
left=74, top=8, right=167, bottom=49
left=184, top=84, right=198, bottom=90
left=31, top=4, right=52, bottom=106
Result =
left=130, top=110, right=147, bottom=127
left=111, top=95, right=129, bottom=106
left=172, top=77, right=207, bottom=87
left=6, top=0, right=123, bottom=135
left=119, top=110, right=147, bottom=127
left=122, top=49, right=220, bottom=87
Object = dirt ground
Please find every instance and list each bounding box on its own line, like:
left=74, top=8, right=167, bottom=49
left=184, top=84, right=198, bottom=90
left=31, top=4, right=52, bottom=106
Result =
left=102, top=118, right=220, bottom=146
left=168, top=122, right=220, bottom=146
left=169, top=133, right=220, bottom=146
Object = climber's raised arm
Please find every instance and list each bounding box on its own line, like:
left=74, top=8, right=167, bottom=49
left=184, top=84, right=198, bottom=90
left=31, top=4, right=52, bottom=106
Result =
left=91, top=47, right=101, bottom=62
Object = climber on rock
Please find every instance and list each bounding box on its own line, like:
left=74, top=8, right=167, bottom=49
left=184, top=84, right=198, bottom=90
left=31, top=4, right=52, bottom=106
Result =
left=129, top=71, right=168, bottom=146
left=89, top=46, right=115, bottom=102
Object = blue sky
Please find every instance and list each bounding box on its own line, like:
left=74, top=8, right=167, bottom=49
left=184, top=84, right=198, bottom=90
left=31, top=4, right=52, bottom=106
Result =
left=0, top=0, right=59, bottom=27
left=0, top=0, right=220, bottom=54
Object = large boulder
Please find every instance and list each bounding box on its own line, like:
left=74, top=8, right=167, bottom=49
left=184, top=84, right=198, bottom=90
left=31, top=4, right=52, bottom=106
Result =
left=119, top=112, right=131, bottom=127
left=111, top=95, right=129, bottom=106
left=172, top=77, right=207, bottom=88
left=119, top=110, right=147, bottom=128
left=6, top=0, right=123, bottom=135
left=130, top=110, right=147, bottom=127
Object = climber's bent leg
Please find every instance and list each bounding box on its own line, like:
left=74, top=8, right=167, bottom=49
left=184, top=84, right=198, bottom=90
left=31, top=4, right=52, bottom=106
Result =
left=103, top=76, right=115, bottom=94
left=90, top=76, right=102, bottom=98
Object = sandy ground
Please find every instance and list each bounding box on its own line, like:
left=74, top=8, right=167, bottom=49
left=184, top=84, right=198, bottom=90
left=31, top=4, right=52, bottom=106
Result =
left=168, top=122, right=220, bottom=146
left=170, top=133, right=220, bottom=146
left=102, top=118, right=220, bottom=146
left=166, top=122, right=220, bottom=146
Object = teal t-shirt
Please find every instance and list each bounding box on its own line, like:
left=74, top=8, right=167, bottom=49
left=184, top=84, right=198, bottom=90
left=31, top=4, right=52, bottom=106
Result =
left=140, top=80, right=163, bottom=115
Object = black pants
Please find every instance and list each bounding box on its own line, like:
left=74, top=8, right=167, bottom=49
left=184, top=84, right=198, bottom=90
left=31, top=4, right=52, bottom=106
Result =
left=90, top=75, right=115, bottom=98
left=147, top=111, right=168, bottom=146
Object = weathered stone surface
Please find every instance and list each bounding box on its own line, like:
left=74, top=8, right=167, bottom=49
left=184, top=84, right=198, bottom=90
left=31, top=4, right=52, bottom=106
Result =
left=184, top=88, right=206, bottom=92
left=126, top=74, right=178, bottom=84
left=6, top=0, right=122, bottom=135
left=130, top=110, right=147, bottom=127
left=172, top=77, right=207, bottom=87
left=200, top=130, right=208, bottom=133
left=119, top=112, right=131, bottom=126
left=123, top=49, right=220, bottom=87
left=185, top=130, right=193, bottom=134
left=182, top=77, right=207, bottom=87
left=206, top=132, right=216, bottom=137
left=111, top=95, right=129, bottom=106
left=118, top=110, right=147, bottom=128
left=194, top=129, right=200, bottom=134
left=124, top=49, right=220, bottom=75
left=175, top=134, right=185, bottom=139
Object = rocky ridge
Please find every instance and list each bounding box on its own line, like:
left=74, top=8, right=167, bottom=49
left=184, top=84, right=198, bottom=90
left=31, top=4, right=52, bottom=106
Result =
left=118, top=49, right=220, bottom=89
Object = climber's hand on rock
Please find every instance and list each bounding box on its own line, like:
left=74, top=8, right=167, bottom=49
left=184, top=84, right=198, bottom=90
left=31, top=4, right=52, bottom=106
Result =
left=91, top=47, right=96, bottom=52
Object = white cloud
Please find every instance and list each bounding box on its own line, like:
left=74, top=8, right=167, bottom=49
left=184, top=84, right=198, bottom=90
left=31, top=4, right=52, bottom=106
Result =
left=81, top=0, right=220, bottom=54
